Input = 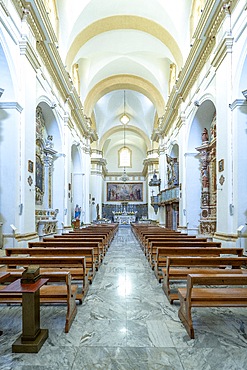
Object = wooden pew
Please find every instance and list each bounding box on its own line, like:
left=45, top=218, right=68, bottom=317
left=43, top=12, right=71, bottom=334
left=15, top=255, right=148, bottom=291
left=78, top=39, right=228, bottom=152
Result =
left=0, top=256, right=88, bottom=302
left=6, top=246, right=96, bottom=284
left=163, top=256, right=247, bottom=303
left=0, top=271, right=77, bottom=333
left=178, top=273, right=247, bottom=339
left=131, top=224, right=179, bottom=242
left=144, top=234, right=198, bottom=253
left=150, top=241, right=221, bottom=271
left=154, top=247, right=243, bottom=282
left=136, top=230, right=180, bottom=246
left=69, top=230, right=114, bottom=246
left=50, top=235, right=108, bottom=255
left=36, top=239, right=103, bottom=268
left=146, top=238, right=209, bottom=261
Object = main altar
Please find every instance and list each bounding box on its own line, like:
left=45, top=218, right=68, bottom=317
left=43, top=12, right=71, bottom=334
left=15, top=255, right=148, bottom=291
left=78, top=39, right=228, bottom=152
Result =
left=113, top=213, right=136, bottom=225
left=112, top=201, right=137, bottom=224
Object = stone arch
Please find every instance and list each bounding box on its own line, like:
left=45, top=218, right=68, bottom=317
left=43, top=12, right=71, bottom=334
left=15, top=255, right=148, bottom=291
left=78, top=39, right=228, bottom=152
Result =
left=99, top=124, right=150, bottom=152
left=186, top=98, right=216, bottom=235
left=65, top=15, right=183, bottom=71
left=84, top=75, right=165, bottom=119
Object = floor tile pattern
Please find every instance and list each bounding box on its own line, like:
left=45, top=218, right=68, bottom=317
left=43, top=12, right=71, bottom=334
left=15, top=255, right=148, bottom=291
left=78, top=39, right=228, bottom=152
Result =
left=0, top=226, right=247, bottom=369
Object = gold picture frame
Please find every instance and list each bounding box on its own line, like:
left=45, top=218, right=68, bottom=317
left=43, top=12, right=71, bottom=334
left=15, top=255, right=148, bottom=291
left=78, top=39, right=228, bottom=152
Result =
left=218, top=159, right=224, bottom=172
left=28, top=160, right=33, bottom=173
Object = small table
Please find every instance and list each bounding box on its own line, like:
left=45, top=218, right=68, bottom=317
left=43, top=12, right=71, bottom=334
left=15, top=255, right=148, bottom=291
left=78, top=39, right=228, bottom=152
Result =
left=2, top=278, right=49, bottom=353
left=0, top=272, right=10, bottom=335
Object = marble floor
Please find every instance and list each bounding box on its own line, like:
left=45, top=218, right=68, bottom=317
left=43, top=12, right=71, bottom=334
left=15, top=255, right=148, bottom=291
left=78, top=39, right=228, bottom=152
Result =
left=1, top=226, right=247, bottom=369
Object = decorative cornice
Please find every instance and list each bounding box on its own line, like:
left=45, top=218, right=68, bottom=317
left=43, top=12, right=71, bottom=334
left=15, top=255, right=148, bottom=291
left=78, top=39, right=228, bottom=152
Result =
left=213, top=231, right=238, bottom=241
left=211, top=34, right=234, bottom=69
left=19, top=37, right=41, bottom=71
left=15, top=232, right=38, bottom=241
left=156, top=0, right=233, bottom=137
left=0, top=102, right=23, bottom=112
left=0, top=0, right=10, bottom=15
left=229, top=99, right=247, bottom=111
left=10, top=0, right=96, bottom=142
left=91, top=157, right=107, bottom=166
left=158, top=144, right=166, bottom=155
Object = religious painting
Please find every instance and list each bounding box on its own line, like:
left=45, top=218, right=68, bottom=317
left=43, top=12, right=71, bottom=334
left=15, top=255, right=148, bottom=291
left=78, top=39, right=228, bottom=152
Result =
left=28, top=160, right=33, bottom=173
left=107, top=183, right=143, bottom=201
left=218, top=159, right=224, bottom=172
left=35, top=154, right=44, bottom=205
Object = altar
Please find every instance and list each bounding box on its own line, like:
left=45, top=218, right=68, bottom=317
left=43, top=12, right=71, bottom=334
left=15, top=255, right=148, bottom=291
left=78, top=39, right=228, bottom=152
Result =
left=113, top=214, right=136, bottom=225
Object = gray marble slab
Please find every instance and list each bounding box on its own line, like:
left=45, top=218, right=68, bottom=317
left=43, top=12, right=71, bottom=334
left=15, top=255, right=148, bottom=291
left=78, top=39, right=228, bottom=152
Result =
left=0, top=226, right=247, bottom=370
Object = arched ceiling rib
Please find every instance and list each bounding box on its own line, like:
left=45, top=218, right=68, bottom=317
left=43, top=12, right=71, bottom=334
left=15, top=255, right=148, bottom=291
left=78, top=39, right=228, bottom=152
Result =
left=65, top=16, right=183, bottom=71
left=84, top=74, right=165, bottom=118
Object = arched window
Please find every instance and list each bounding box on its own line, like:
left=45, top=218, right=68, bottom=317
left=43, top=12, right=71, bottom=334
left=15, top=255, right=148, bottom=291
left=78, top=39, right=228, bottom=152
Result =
left=119, top=146, right=131, bottom=167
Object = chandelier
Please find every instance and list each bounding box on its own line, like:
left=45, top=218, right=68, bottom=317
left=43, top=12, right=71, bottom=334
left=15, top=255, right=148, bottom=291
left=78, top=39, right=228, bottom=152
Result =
left=119, top=90, right=129, bottom=182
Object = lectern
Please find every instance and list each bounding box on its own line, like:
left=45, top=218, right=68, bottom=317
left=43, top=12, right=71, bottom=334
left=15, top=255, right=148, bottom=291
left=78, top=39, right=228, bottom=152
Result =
left=2, top=266, right=48, bottom=353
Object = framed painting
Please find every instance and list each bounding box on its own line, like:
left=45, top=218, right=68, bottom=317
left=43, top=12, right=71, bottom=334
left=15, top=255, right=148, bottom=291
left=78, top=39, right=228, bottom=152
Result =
left=28, top=160, right=33, bottom=173
left=218, top=159, right=224, bottom=172
left=107, top=182, right=143, bottom=201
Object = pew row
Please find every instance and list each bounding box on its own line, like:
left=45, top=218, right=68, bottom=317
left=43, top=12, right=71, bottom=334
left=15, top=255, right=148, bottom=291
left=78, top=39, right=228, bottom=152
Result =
left=0, top=270, right=78, bottom=333
left=163, top=256, right=247, bottom=303
left=5, top=247, right=95, bottom=284
left=30, top=240, right=101, bottom=271
left=154, top=247, right=243, bottom=282
left=178, top=274, right=247, bottom=339
left=0, top=256, right=88, bottom=303
left=49, top=236, right=108, bottom=255
left=148, top=240, right=213, bottom=266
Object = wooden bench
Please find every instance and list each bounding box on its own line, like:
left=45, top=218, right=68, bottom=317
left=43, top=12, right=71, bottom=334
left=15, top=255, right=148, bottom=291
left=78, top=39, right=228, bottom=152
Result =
left=6, top=246, right=96, bottom=284
left=71, top=225, right=118, bottom=242
left=154, top=247, right=243, bottom=282
left=69, top=230, right=113, bottom=247
left=150, top=241, right=222, bottom=271
left=163, top=256, right=247, bottom=303
left=31, top=240, right=102, bottom=269
left=146, top=238, right=209, bottom=261
left=144, top=234, right=199, bottom=254
left=50, top=235, right=108, bottom=255
left=178, top=273, right=247, bottom=339
left=0, top=256, right=88, bottom=303
left=0, top=270, right=77, bottom=333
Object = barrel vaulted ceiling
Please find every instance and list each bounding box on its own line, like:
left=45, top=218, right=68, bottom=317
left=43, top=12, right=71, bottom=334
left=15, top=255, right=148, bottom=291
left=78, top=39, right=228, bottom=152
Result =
left=56, top=0, right=195, bottom=163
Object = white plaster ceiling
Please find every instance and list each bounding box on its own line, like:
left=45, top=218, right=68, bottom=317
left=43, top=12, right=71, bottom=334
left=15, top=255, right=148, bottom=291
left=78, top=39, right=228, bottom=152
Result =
left=57, top=0, right=194, bottom=164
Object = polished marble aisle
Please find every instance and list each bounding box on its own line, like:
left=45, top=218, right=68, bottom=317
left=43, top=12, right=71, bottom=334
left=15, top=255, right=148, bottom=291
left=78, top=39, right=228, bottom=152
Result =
left=1, top=226, right=247, bottom=369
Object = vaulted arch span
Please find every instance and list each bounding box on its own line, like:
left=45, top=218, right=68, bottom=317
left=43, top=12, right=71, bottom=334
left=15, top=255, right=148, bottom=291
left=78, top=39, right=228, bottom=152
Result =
left=84, top=75, right=165, bottom=118
left=65, top=16, right=183, bottom=71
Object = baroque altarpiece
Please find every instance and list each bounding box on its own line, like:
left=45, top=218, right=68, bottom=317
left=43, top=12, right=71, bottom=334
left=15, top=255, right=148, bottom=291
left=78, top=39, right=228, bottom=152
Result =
left=196, top=114, right=217, bottom=235
left=35, top=106, right=58, bottom=237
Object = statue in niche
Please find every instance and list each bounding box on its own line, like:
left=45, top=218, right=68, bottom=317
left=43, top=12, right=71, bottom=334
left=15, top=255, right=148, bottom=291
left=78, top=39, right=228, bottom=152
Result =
left=210, top=114, right=217, bottom=140
left=201, top=167, right=209, bottom=189
left=72, top=63, right=80, bottom=95
left=96, top=203, right=100, bottom=219
left=75, top=205, right=81, bottom=220
left=169, top=63, right=177, bottom=94
left=149, top=169, right=161, bottom=187
left=201, top=128, right=209, bottom=143
left=36, top=106, right=45, bottom=139
left=166, top=155, right=179, bottom=187
left=45, top=135, right=54, bottom=149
